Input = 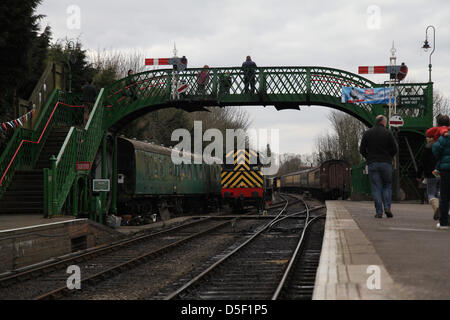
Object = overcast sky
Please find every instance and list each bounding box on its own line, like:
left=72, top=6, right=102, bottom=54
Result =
left=37, top=0, right=450, bottom=156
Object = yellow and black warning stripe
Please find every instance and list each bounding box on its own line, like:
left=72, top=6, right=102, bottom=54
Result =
left=221, top=170, right=263, bottom=188
left=225, top=149, right=258, bottom=167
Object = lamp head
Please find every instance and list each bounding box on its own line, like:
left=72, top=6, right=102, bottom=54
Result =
left=422, top=39, right=431, bottom=52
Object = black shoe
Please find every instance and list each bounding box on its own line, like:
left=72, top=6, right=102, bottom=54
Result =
left=384, top=210, right=393, bottom=218
left=433, top=209, right=440, bottom=221
left=374, top=213, right=382, bottom=218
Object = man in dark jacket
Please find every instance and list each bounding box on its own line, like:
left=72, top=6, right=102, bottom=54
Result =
left=432, top=129, right=450, bottom=229
left=359, top=115, right=398, bottom=218
left=81, top=79, right=97, bottom=126
left=242, top=56, right=257, bottom=94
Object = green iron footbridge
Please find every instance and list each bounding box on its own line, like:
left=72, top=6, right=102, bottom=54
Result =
left=0, top=66, right=434, bottom=220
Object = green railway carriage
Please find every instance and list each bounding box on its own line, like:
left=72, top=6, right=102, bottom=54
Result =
left=116, top=137, right=221, bottom=221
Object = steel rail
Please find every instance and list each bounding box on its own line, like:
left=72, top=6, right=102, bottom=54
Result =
left=34, top=219, right=233, bottom=300
left=0, top=217, right=214, bottom=287
left=163, top=195, right=291, bottom=300
left=271, top=198, right=325, bottom=300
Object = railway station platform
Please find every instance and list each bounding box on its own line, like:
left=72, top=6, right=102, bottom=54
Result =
left=314, top=201, right=450, bottom=300
left=0, top=214, right=74, bottom=231
left=0, top=215, right=123, bottom=274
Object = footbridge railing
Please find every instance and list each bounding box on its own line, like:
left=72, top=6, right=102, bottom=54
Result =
left=103, top=66, right=433, bottom=130
left=45, top=89, right=106, bottom=217
left=0, top=89, right=83, bottom=200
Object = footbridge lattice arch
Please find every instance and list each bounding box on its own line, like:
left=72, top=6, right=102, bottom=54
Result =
left=0, top=66, right=433, bottom=218
left=103, top=66, right=433, bottom=132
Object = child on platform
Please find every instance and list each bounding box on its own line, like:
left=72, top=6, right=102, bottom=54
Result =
left=426, top=114, right=450, bottom=178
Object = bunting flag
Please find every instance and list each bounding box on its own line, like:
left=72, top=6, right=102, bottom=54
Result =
left=0, top=109, right=34, bottom=132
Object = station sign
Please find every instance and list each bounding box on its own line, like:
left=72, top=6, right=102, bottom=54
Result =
left=76, top=161, right=91, bottom=171
left=93, top=179, right=110, bottom=192
left=398, top=95, right=426, bottom=109
left=389, top=115, right=404, bottom=128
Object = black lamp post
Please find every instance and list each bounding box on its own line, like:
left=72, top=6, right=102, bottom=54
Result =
left=421, top=25, right=435, bottom=83
left=65, top=41, right=76, bottom=93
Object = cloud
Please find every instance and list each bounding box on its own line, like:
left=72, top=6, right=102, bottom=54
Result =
left=37, top=0, right=450, bottom=156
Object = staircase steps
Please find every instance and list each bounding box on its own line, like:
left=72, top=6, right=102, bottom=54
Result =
left=0, top=127, right=70, bottom=214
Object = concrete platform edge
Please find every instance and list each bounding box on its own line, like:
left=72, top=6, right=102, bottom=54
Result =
left=312, top=200, right=406, bottom=300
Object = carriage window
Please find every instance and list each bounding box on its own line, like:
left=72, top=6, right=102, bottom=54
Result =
left=153, top=159, right=158, bottom=178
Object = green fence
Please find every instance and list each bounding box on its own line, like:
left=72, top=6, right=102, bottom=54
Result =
left=45, top=89, right=105, bottom=217
left=0, top=90, right=83, bottom=200
left=350, top=162, right=372, bottom=200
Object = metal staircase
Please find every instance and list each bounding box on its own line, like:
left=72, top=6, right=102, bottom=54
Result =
left=0, top=127, right=70, bottom=214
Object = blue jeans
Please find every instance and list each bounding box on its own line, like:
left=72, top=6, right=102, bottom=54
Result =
left=426, top=177, right=439, bottom=201
left=368, top=162, right=393, bottom=214
left=439, top=170, right=450, bottom=226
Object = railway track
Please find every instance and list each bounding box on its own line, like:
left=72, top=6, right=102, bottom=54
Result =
left=155, top=194, right=325, bottom=300
left=0, top=217, right=247, bottom=300
left=0, top=193, right=325, bottom=300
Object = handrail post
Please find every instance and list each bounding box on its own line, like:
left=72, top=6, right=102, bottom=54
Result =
left=100, top=133, right=107, bottom=223
left=73, top=176, right=78, bottom=217
left=259, top=68, right=266, bottom=94
left=50, top=155, right=57, bottom=217
left=43, top=168, right=49, bottom=217
left=212, top=69, right=218, bottom=96
left=111, top=135, right=118, bottom=215
left=83, top=175, right=88, bottom=216
left=306, top=67, right=311, bottom=96
left=166, top=72, right=172, bottom=100
left=306, top=67, right=311, bottom=105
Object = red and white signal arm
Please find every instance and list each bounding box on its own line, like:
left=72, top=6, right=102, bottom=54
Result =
left=358, top=63, right=408, bottom=81
left=389, top=115, right=404, bottom=128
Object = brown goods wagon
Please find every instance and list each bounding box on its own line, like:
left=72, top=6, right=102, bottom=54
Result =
left=320, top=160, right=351, bottom=195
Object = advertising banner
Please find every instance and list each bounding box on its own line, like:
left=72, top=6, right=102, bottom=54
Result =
left=341, top=87, right=395, bottom=104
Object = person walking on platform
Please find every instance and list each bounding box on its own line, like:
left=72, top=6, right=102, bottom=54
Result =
left=432, top=125, right=450, bottom=230
left=418, top=131, right=440, bottom=219
left=81, top=78, right=97, bottom=126
left=242, top=56, right=257, bottom=94
left=359, top=115, right=398, bottom=218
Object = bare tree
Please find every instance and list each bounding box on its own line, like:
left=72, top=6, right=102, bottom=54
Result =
left=277, top=153, right=309, bottom=175
left=433, top=90, right=450, bottom=122
left=88, top=49, right=147, bottom=88
left=312, top=110, right=365, bottom=166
